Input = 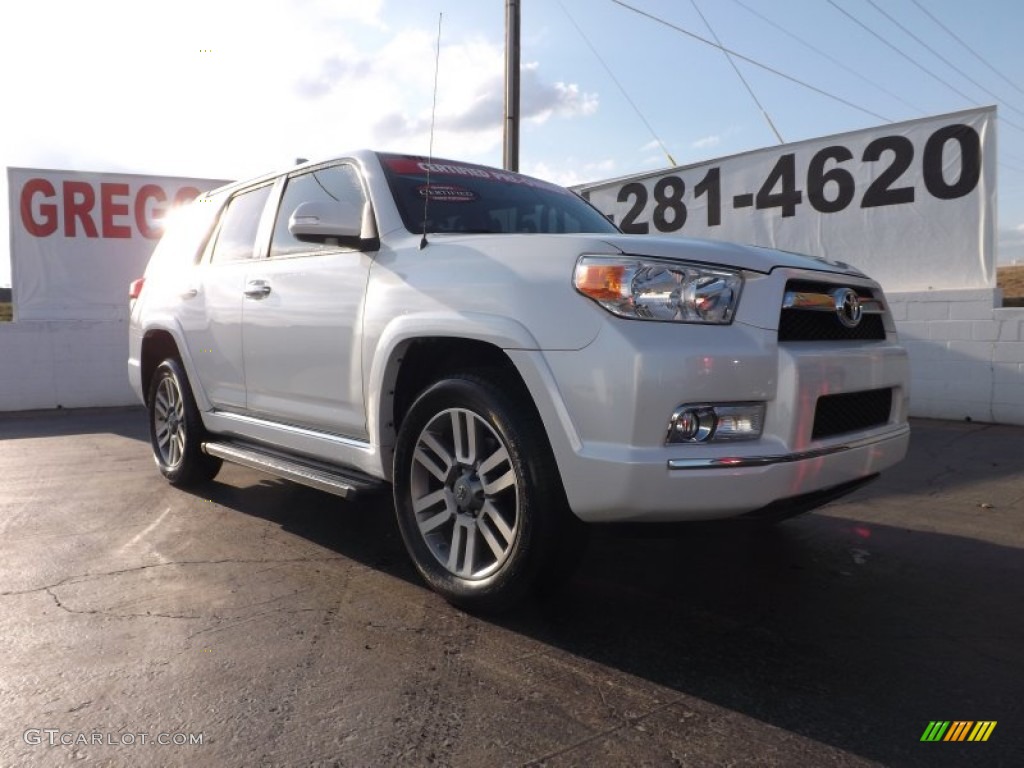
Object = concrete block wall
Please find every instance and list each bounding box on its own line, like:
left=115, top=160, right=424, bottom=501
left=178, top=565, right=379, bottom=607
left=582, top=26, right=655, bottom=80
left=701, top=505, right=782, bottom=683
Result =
left=0, top=320, right=136, bottom=411
left=889, top=288, right=1024, bottom=426
left=1, top=293, right=1023, bottom=427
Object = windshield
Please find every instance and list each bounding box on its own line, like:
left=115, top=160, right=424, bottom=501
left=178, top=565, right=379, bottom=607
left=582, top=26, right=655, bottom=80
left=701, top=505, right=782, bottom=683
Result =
left=378, top=153, right=619, bottom=236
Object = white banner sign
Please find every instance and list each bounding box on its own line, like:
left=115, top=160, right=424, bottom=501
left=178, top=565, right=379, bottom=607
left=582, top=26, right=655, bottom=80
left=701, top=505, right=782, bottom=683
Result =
left=8, top=168, right=231, bottom=321
left=578, top=107, right=996, bottom=292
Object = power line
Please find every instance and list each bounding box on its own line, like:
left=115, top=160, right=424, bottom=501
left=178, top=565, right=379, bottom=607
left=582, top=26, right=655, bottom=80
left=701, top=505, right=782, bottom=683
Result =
left=826, top=0, right=978, bottom=106
left=608, top=0, right=892, bottom=123
left=863, top=0, right=1024, bottom=121
left=690, top=0, right=783, bottom=144
left=909, top=0, right=1024, bottom=101
left=557, top=0, right=677, bottom=166
left=606, top=0, right=1022, bottom=181
left=827, top=0, right=1024, bottom=135
left=729, top=0, right=926, bottom=117
left=608, top=0, right=1022, bottom=183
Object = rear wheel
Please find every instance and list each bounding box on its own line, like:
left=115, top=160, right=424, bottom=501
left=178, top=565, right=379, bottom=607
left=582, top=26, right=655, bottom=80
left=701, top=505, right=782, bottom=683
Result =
left=147, top=358, right=222, bottom=486
left=393, top=373, right=584, bottom=610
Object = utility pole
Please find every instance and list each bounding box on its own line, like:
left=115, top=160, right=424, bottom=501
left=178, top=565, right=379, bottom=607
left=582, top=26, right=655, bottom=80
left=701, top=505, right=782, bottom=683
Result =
left=503, top=0, right=520, bottom=171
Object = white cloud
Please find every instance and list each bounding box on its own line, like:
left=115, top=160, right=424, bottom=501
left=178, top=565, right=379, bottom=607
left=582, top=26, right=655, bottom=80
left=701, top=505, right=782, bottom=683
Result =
left=295, top=56, right=375, bottom=100
left=0, top=0, right=598, bottom=179
left=525, top=158, right=616, bottom=188
left=0, top=0, right=604, bottom=286
left=366, top=56, right=598, bottom=158
left=0, top=0, right=381, bottom=176
left=296, top=0, right=387, bottom=28
left=0, top=1, right=597, bottom=179
left=522, top=66, right=599, bottom=124
left=691, top=135, right=722, bottom=150
left=639, top=154, right=673, bottom=170
left=633, top=141, right=677, bottom=171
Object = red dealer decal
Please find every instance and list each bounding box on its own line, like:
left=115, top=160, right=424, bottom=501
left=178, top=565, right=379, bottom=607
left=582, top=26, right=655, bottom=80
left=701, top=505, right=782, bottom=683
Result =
left=381, top=154, right=571, bottom=196
left=20, top=179, right=201, bottom=239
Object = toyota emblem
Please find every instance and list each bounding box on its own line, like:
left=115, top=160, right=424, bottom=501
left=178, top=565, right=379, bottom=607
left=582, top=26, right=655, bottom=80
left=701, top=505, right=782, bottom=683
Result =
left=834, top=288, right=863, bottom=329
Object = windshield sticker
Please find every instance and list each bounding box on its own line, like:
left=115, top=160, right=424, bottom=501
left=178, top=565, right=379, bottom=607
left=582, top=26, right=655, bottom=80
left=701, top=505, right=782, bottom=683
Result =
left=417, top=184, right=477, bottom=202
left=382, top=154, right=571, bottom=196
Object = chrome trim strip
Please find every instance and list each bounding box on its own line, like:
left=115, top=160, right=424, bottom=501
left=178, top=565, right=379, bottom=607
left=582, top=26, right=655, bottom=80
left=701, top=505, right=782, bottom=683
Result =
left=782, top=291, right=834, bottom=311
left=667, top=424, right=910, bottom=470
left=782, top=290, right=884, bottom=314
left=211, top=410, right=372, bottom=451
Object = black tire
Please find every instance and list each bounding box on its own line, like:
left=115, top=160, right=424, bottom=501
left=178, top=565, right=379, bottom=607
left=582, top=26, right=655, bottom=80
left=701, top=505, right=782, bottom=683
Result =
left=393, top=373, right=585, bottom=611
left=147, top=358, right=222, bottom=486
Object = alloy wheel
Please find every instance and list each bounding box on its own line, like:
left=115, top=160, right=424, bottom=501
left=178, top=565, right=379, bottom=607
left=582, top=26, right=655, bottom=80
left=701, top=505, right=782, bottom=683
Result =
left=409, top=407, right=520, bottom=580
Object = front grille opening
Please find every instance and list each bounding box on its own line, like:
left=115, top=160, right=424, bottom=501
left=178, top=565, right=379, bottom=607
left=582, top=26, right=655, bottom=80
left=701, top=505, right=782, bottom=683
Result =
left=779, top=280, right=887, bottom=342
left=812, top=388, right=893, bottom=440
left=779, top=311, right=886, bottom=341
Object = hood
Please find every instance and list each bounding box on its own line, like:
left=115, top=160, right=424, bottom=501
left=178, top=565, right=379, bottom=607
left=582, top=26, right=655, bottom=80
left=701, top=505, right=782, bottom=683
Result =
left=596, top=234, right=867, bottom=277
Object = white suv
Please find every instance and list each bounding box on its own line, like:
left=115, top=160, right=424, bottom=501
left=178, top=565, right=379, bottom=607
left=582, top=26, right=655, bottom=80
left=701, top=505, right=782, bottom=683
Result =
left=129, top=151, right=909, bottom=609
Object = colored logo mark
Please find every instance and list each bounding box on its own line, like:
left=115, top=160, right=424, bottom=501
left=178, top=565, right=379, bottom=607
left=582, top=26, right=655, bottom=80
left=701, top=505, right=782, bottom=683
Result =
left=920, top=721, right=996, bottom=742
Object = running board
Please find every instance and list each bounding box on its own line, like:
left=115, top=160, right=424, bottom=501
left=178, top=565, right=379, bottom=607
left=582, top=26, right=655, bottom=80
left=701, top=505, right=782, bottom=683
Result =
left=202, top=440, right=385, bottom=499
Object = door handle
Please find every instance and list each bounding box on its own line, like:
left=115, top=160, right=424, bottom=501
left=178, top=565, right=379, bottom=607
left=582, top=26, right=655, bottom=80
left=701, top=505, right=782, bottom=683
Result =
left=244, top=280, right=271, bottom=299
left=180, top=287, right=198, bottom=299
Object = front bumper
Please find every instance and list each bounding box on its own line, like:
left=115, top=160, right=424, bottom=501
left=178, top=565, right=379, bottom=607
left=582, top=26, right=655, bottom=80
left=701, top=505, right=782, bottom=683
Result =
left=507, top=301, right=910, bottom=523
left=553, top=423, right=909, bottom=523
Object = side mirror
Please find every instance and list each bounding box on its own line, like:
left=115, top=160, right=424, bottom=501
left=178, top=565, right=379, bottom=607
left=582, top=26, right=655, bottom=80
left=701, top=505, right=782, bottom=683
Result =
left=288, top=201, right=364, bottom=246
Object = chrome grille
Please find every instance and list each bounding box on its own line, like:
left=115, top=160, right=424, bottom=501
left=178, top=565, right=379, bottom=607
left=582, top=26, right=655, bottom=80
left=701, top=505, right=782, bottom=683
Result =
left=779, top=280, right=887, bottom=342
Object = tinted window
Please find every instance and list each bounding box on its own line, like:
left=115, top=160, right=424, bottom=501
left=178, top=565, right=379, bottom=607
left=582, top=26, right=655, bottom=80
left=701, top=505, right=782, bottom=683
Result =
left=378, top=153, right=619, bottom=236
left=271, top=164, right=366, bottom=257
left=210, top=185, right=272, bottom=263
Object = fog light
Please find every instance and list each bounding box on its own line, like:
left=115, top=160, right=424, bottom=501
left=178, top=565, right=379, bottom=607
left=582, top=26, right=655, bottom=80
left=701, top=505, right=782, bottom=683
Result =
left=668, top=406, right=717, bottom=442
left=667, top=403, right=765, bottom=444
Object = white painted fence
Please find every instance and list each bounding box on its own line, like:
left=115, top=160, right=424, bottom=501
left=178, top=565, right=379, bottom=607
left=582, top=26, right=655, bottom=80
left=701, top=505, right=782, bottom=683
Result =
left=1, top=293, right=1022, bottom=425
left=0, top=320, right=134, bottom=411
left=889, top=288, right=1024, bottom=425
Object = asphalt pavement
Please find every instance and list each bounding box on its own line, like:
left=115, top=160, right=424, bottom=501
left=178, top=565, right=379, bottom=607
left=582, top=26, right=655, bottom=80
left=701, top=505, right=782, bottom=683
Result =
left=0, top=407, right=1021, bottom=767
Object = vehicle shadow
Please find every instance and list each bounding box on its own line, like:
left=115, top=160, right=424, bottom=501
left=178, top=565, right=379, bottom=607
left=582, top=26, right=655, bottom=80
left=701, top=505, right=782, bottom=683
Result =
left=194, top=463, right=1023, bottom=768
left=509, top=517, right=1023, bottom=767
left=13, top=407, right=1019, bottom=766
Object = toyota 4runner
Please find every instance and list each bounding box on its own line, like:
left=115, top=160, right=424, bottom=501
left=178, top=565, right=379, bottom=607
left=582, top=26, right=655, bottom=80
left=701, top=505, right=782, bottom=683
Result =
left=129, top=151, right=910, bottom=609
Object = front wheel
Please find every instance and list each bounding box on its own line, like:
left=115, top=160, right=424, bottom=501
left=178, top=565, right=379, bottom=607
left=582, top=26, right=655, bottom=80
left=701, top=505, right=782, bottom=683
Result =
left=147, top=358, right=222, bottom=486
left=393, top=374, right=583, bottom=611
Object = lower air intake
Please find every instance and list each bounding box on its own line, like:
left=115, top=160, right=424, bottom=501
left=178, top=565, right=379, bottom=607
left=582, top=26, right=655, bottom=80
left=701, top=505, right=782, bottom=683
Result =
left=813, top=388, right=893, bottom=440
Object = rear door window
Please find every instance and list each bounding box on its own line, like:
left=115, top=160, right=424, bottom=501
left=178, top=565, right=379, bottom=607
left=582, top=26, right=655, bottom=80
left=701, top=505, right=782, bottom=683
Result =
left=210, top=185, right=273, bottom=263
left=146, top=196, right=223, bottom=274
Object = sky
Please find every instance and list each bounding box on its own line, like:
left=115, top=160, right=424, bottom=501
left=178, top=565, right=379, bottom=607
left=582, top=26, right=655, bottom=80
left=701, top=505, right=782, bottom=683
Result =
left=2, top=0, right=1023, bottom=287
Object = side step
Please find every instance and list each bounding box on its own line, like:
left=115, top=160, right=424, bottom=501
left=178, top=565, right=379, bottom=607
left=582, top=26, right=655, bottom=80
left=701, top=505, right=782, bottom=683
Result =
left=202, top=440, right=385, bottom=499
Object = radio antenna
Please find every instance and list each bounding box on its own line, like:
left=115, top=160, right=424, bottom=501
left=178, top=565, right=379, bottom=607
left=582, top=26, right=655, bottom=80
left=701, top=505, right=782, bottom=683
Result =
left=420, top=12, right=443, bottom=250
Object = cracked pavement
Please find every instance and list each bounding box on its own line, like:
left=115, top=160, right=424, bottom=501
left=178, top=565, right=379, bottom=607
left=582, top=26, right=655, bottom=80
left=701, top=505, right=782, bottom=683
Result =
left=0, top=407, right=1022, bottom=767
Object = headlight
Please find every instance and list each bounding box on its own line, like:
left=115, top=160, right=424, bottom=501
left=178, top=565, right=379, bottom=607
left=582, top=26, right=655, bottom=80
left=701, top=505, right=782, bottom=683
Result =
left=574, top=256, right=742, bottom=323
